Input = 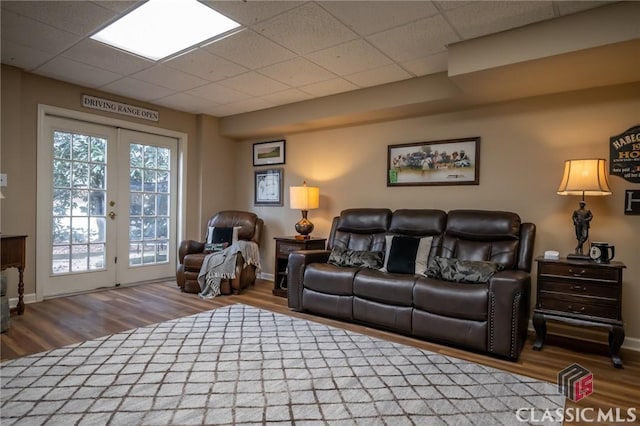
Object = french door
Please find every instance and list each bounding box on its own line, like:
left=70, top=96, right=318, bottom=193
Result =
left=38, top=116, right=178, bottom=297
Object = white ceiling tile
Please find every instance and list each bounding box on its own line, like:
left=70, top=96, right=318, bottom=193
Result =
left=63, top=39, right=153, bottom=75
left=165, top=49, right=247, bottom=82
left=204, top=0, right=303, bottom=26
left=306, top=39, right=392, bottom=76
left=1, top=10, right=81, bottom=56
left=401, top=52, right=449, bottom=77
left=100, top=77, right=175, bottom=101
left=320, top=1, right=439, bottom=36
left=217, top=72, right=289, bottom=97
left=261, top=89, right=313, bottom=107
left=33, top=56, right=122, bottom=88
left=2, top=0, right=118, bottom=36
left=1, top=39, right=53, bottom=70
left=299, top=78, right=359, bottom=97
left=204, top=98, right=275, bottom=117
left=345, top=64, right=412, bottom=88
left=153, top=93, right=221, bottom=114
left=131, top=65, right=209, bottom=91
left=259, top=57, right=336, bottom=87
left=187, top=82, right=252, bottom=105
left=444, top=1, right=556, bottom=40
left=204, top=30, right=296, bottom=69
left=367, top=14, right=459, bottom=62
left=255, top=2, right=359, bottom=55
left=555, top=1, right=611, bottom=15
left=89, top=1, right=139, bottom=14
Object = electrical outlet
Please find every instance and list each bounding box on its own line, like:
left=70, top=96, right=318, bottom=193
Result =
left=0, top=174, right=6, bottom=187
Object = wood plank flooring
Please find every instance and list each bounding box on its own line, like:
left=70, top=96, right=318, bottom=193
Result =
left=2, top=279, right=638, bottom=425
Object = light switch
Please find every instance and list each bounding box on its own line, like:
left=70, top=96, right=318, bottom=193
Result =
left=0, top=174, right=6, bottom=187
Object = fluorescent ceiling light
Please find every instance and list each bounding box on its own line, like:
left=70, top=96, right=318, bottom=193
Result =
left=91, top=0, right=241, bottom=61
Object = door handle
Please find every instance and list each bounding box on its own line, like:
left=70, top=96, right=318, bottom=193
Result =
left=108, top=211, right=116, bottom=220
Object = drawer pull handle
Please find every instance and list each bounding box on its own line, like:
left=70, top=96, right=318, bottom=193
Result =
left=568, top=268, right=586, bottom=277
left=570, top=285, right=587, bottom=292
left=567, top=305, right=585, bottom=314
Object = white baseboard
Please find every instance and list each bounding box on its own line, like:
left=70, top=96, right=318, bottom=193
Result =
left=528, top=320, right=639, bottom=352
left=259, top=272, right=274, bottom=282
left=9, top=293, right=37, bottom=308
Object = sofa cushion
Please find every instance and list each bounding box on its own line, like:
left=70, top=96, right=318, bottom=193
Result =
left=353, top=269, right=416, bottom=306
left=382, top=235, right=432, bottom=275
left=328, top=246, right=383, bottom=269
left=304, top=263, right=357, bottom=295
left=413, top=277, right=488, bottom=321
left=425, top=256, right=503, bottom=283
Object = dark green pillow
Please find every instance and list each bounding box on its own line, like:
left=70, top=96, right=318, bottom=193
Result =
left=424, top=256, right=503, bottom=283
left=328, top=246, right=384, bottom=269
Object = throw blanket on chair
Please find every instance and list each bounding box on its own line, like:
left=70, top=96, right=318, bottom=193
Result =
left=197, top=240, right=261, bottom=299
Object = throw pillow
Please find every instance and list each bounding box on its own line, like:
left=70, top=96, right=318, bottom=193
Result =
left=207, top=226, right=241, bottom=245
left=327, top=246, right=384, bottom=269
left=424, top=256, right=503, bottom=283
left=381, top=235, right=432, bottom=275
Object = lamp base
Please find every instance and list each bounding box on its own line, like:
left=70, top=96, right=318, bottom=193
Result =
left=294, top=234, right=311, bottom=240
left=294, top=210, right=314, bottom=237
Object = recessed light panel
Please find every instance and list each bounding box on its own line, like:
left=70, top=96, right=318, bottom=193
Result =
left=91, top=0, right=241, bottom=61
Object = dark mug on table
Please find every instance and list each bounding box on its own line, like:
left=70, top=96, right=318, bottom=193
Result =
left=589, top=242, right=615, bottom=263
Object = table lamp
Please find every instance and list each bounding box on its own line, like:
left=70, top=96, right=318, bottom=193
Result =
left=557, top=159, right=612, bottom=259
left=290, top=181, right=319, bottom=239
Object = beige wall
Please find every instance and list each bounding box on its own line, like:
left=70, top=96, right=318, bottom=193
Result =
left=235, top=82, right=640, bottom=342
left=0, top=65, right=234, bottom=301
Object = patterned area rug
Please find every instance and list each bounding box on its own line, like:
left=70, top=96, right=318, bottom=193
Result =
left=1, top=304, right=564, bottom=425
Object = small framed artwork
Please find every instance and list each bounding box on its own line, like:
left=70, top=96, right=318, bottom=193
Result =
left=254, top=168, right=283, bottom=206
left=253, top=140, right=286, bottom=166
left=387, top=137, right=480, bottom=186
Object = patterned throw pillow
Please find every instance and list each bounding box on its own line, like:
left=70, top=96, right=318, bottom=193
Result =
left=424, top=256, right=503, bottom=283
left=327, top=246, right=384, bottom=269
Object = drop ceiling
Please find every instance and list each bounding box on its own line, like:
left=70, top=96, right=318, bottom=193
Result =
left=1, top=1, right=613, bottom=118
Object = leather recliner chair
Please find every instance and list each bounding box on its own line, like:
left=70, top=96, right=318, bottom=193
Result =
left=177, top=210, right=263, bottom=294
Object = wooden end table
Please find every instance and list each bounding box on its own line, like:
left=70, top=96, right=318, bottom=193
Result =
left=533, top=256, right=626, bottom=368
left=273, top=236, right=326, bottom=297
left=1, top=235, right=27, bottom=315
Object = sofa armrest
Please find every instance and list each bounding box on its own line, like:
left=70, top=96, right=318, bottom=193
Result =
left=487, top=270, right=531, bottom=359
left=178, top=240, right=205, bottom=263
left=287, top=249, right=331, bottom=311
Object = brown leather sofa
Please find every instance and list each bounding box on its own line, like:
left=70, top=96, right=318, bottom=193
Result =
left=177, top=210, right=263, bottom=295
left=288, top=208, right=536, bottom=360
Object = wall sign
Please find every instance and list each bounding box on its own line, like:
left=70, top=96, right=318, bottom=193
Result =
left=610, top=124, right=640, bottom=183
left=82, top=95, right=159, bottom=122
left=625, top=190, right=640, bottom=215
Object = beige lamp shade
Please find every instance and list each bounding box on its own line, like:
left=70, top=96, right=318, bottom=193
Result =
left=289, top=182, right=319, bottom=210
left=557, top=159, right=612, bottom=197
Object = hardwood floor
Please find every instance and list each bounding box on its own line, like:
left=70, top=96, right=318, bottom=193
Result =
left=2, top=279, right=638, bottom=425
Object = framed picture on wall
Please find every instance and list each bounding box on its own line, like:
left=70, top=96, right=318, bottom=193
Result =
left=253, top=140, right=286, bottom=166
left=387, top=137, right=480, bottom=186
left=254, top=168, right=283, bottom=206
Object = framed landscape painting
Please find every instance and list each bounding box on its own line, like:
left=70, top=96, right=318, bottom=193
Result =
left=254, top=168, right=283, bottom=206
left=387, top=137, right=480, bottom=186
left=253, top=140, right=285, bottom=166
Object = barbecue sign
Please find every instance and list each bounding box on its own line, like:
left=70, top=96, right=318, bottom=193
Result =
left=610, top=125, right=640, bottom=183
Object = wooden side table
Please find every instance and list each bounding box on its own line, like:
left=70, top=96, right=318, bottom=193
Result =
left=273, top=236, right=326, bottom=297
left=533, top=256, right=626, bottom=368
left=1, top=235, right=27, bottom=315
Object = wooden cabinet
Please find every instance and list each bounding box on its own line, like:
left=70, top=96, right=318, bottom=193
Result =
left=273, top=237, right=326, bottom=297
left=533, top=257, right=626, bottom=368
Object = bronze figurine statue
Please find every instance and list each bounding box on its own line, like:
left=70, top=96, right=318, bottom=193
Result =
left=572, top=201, right=593, bottom=256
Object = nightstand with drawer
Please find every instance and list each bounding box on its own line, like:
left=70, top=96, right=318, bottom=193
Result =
left=273, top=236, right=326, bottom=297
left=532, top=256, right=626, bottom=368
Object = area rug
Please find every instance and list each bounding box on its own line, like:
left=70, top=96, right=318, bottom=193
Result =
left=1, top=304, right=564, bottom=425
